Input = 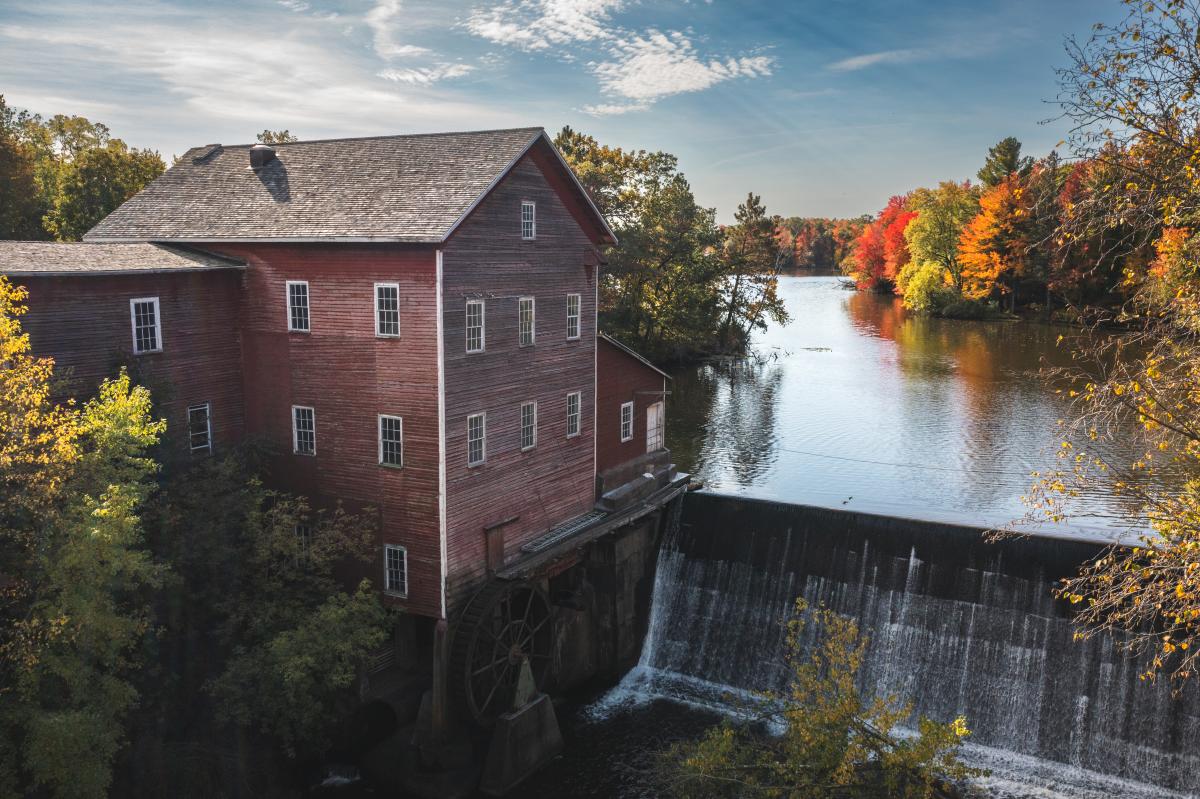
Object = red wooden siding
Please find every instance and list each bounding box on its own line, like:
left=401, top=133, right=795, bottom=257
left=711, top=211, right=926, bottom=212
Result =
left=212, top=244, right=444, bottom=618
left=16, top=271, right=246, bottom=453
left=595, top=338, right=668, bottom=475
left=441, top=154, right=600, bottom=610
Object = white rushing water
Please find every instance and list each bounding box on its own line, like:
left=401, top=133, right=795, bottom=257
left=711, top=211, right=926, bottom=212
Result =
left=587, top=500, right=1200, bottom=799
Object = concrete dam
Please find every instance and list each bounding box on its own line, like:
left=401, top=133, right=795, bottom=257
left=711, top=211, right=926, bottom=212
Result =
left=599, top=492, right=1200, bottom=794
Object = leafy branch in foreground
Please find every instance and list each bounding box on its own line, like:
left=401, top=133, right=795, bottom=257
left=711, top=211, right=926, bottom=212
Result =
left=658, top=599, right=979, bottom=798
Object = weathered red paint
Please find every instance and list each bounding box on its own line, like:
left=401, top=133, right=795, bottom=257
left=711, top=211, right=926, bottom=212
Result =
left=441, top=153, right=600, bottom=611
left=596, top=337, right=668, bottom=476
left=9, top=139, right=664, bottom=622
left=16, top=270, right=246, bottom=453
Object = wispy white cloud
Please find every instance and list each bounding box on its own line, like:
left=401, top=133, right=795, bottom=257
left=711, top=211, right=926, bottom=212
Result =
left=365, top=0, right=431, bottom=59
left=580, top=100, right=649, bottom=116
left=591, top=30, right=772, bottom=102
left=465, top=0, right=625, bottom=51
left=826, top=48, right=928, bottom=73
left=0, top=19, right=508, bottom=138
left=378, top=63, right=475, bottom=85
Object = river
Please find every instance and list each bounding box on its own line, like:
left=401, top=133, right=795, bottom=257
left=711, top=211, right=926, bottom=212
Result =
left=517, top=275, right=1179, bottom=799
left=667, top=273, right=1129, bottom=537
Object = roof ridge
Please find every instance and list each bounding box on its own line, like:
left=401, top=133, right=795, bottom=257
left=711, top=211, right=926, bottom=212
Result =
left=209, top=126, right=546, bottom=151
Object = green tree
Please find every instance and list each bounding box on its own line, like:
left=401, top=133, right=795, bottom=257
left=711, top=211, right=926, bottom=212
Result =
left=0, top=97, right=46, bottom=239
left=0, top=275, right=165, bottom=799
left=716, top=193, right=790, bottom=350
left=257, top=129, right=298, bottom=144
left=138, top=451, right=390, bottom=768
left=976, top=136, right=1033, bottom=188
left=660, top=599, right=978, bottom=798
left=555, top=126, right=725, bottom=360
left=43, top=142, right=164, bottom=241
left=904, top=181, right=980, bottom=294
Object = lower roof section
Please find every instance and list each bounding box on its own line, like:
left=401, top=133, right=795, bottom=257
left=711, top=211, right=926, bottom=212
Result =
left=0, top=241, right=245, bottom=277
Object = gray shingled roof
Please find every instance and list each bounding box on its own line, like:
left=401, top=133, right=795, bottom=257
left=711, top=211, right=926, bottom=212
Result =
left=84, top=127, right=608, bottom=244
left=0, top=242, right=244, bottom=276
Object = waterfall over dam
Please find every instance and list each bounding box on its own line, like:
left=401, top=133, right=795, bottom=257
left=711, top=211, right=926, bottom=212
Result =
left=609, top=492, right=1200, bottom=794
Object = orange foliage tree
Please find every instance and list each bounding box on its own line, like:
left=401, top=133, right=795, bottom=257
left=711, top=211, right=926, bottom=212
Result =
left=958, top=174, right=1029, bottom=301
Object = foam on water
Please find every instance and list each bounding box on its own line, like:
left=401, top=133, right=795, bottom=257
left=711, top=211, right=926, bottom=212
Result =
left=587, top=499, right=1200, bottom=798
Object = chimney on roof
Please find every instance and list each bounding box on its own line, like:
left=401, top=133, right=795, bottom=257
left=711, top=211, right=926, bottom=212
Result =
left=249, top=143, right=276, bottom=170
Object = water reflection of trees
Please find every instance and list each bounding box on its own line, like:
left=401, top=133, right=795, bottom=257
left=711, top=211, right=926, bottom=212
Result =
left=667, top=359, right=783, bottom=489
left=845, top=290, right=1088, bottom=515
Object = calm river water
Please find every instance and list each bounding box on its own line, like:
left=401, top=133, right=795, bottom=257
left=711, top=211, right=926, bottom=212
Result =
left=666, top=273, right=1125, bottom=537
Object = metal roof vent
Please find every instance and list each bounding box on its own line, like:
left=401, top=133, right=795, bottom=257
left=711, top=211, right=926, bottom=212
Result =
left=249, top=143, right=276, bottom=170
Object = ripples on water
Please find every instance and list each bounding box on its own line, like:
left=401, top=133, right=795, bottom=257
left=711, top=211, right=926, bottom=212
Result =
left=667, top=275, right=1135, bottom=538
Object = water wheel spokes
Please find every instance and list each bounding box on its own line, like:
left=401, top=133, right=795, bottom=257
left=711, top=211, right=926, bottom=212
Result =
left=450, top=580, right=555, bottom=726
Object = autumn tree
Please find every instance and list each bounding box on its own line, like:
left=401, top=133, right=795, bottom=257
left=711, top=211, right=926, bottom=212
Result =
left=849, top=215, right=888, bottom=290
left=660, top=599, right=978, bottom=798
left=977, top=136, right=1033, bottom=188
left=1025, top=0, right=1200, bottom=685
left=959, top=174, right=1030, bottom=303
left=902, top=181, right=980, bottom=295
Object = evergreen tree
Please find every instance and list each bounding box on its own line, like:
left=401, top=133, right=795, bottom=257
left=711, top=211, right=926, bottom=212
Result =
left=977, top=137, right=1033, bottom=188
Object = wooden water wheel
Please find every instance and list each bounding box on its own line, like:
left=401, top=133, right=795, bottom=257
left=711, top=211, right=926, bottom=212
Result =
left=449, top=580, right=555, bottom=726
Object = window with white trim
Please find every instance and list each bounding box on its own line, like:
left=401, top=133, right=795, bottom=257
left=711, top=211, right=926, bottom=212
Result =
left=566, top=391, right=581, bottom=438
left=466, top=299, right=485, bottom=353
left=188, top=402, right=212, bottom=453
left=521, top=200, right=536, bottom=240
left=130, top=297, right=162, bottom=354
left=620, top=401, right=634, bottom=443
left=384, top=544, right=408, bottom=596
left=379, top=414, right=403, bottom=467
left=375, top=282, right=400, bottom=337
left=287, top=281, right=310, bottom=332
left=566, top=293, right=580, bottom=340
left=520, top=401, right=537, bottom=451
left=519, top=297, right=535, bottom=346
left=467, top=412, right=486, bottom=466
left=292, top=405, right=315, bottom=455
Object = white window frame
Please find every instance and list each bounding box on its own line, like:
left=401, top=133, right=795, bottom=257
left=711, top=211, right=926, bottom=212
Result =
left=620, top=400, right=634, bottom=443
left=286, top=280, right=310, bottom=333
left=519, top=296, right=535, bottom=347
left=384, top=544, right=408, bottom=597
left=374, top=282, right=401, bottom=338
left=521, top=200, right=536, bottom=240
left=566, top=391, right=581, bottom=438
left=378, top=414, right=404, bottom=468
left=292, top=404, right=316, bottom=456
left=467, top=412, right=486, bottom=467
left=466, top=299, right=485, bottom=353
left=566, top=293, right=581, bottom=341
left=187, top=402, right=212, bottom=453
left=129, top=297, right=162, bottom=354
left=520, top=401, right=537, bottom=451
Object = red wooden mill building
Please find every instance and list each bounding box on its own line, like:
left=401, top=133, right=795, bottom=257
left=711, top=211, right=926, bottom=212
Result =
left=0, top=128, right=687, bottom=743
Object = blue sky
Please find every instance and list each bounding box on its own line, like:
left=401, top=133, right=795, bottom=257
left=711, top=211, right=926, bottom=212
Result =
left=0, top=0, right=1123, bottom=220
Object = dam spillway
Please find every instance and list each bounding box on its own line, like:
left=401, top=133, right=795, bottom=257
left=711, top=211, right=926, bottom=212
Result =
left=602, top=492, right=1200, bottom=794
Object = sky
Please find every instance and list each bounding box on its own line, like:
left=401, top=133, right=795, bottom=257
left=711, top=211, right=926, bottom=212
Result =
left=0, top=0, right=1125, bottom=220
